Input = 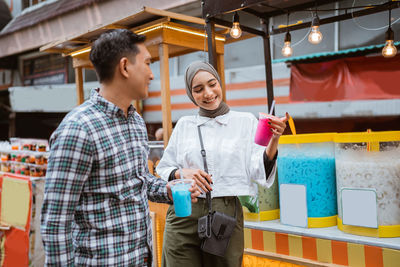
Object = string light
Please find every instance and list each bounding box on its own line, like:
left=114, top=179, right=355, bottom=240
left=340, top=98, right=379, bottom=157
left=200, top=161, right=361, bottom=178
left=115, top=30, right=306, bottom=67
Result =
left=382, top=8, right=397, bottom=58
left=282, top=32, right=293, bottom=57
left=230, top=12, right=242, bottom=39
left=281, top=13, right=293, bottom=57
left=308, top=13, right=323, bottom=44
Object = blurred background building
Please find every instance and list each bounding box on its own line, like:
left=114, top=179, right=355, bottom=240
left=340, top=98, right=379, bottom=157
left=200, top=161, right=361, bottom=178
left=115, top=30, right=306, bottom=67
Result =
left=0, top=0, right=399, bottom=141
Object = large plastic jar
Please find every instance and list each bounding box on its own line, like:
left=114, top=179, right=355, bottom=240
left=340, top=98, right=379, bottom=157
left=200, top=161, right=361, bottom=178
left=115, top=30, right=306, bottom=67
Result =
left=278, top=133, right=337, bottom=228
left=241, top=174, right=280, bottom=222
left=334, top=131, right=400, bottom=237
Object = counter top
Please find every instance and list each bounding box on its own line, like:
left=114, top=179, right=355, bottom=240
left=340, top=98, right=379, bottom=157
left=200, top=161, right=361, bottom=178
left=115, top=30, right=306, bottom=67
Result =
left=244, top=219, right=400, bottom=250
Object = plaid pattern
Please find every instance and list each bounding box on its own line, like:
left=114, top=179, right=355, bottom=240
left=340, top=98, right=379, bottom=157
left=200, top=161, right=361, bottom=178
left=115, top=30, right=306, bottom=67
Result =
left=41, top=89, right=170, bottom=266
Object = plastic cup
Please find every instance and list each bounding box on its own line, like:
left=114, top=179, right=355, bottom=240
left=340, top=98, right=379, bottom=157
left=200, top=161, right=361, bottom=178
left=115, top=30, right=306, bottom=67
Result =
left=169, top=179, right=192, bottom=217
left=254, top=112, right=273, bottom=146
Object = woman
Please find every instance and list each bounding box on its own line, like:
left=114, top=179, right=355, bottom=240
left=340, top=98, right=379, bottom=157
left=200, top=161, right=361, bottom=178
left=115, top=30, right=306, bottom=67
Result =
left=156, top=61, right=288, bottom=267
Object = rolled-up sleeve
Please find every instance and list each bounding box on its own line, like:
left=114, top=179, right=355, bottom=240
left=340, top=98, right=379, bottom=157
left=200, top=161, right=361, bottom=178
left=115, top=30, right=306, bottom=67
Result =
left=41, top=121, right=93, bottom=266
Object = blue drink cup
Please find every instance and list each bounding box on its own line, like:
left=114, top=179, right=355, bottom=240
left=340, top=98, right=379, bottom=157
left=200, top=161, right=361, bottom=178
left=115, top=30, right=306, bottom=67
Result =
left=169, top=179, right=192, bottom=217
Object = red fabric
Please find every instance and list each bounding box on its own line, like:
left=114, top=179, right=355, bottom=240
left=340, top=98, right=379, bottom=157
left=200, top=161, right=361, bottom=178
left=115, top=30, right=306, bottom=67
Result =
left=0, top=174, right=32, bottom=267
left=290, top=54, right=400, bottom=102
left=2, top=228, right=30, bottom=267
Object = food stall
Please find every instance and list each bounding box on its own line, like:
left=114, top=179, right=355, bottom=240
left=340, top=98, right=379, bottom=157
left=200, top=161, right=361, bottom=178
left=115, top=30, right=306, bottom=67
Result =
left=202, top=0, right=400, bottom=266
left=40, top=6, right=252, bottom=266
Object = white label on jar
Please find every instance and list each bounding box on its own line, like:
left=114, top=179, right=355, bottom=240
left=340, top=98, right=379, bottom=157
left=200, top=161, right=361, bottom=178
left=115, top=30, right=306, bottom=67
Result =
left=341, top=188, right=378, bottom=228
left=280, top=184, right=308, bottom=228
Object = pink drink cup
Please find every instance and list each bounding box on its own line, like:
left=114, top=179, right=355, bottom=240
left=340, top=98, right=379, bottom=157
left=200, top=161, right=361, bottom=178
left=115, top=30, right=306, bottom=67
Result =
left=254, top=113, right=273, bottom=146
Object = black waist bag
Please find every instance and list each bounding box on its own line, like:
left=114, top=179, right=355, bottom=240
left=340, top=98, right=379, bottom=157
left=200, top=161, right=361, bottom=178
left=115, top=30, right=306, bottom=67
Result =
left=198, top=210, right=236, bottom=257
left=196, top=126, right=237, bottom=257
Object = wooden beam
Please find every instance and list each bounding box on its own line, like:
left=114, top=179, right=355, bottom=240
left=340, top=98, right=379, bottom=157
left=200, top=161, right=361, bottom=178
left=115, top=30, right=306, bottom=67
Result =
left=130, top=17, right=170, bottom=33
left=159, top=43, right=172, bottom=147
left=163, top=28, right=224, bottom=54
left=102, top=24, right=129, bottom=30
left=216, top=53, right=226, bottom=102
left=72, top=57, right=93, bottom=69
left=144, top=6, right=206, bottom=26
left=75, top=67, right=84, bottom=105
left=43, top=48, right=71, bottom=54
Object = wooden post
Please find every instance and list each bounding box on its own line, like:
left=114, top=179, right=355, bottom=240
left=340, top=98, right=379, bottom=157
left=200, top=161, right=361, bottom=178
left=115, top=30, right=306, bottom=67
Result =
left=216, top=53, right=226, bottom=102
left=8, top=112, right=16, bottom=138
left=75, top=67, right=84, bottom=105
left=261, top=18, right=275, bottom=115
left=159, top=43, right=172, bottom=147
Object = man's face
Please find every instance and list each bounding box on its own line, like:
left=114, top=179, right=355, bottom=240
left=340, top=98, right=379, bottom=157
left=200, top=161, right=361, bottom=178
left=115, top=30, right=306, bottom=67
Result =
left=126, top=43, right=154, bottom=100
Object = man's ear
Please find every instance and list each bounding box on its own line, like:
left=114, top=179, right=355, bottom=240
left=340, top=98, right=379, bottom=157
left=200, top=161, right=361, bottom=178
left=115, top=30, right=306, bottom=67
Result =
left=119, top=57, right=129, bottom=79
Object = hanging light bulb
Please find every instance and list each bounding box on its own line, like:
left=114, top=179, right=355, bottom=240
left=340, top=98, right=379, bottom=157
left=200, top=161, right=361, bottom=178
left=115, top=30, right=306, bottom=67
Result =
left=282, top=32, right=293, bottom=57
left=382, top=9, right=397, bottom=58
left=230, top=12, right=242, bottom=39
left=308, top=14, right=323, bottom=44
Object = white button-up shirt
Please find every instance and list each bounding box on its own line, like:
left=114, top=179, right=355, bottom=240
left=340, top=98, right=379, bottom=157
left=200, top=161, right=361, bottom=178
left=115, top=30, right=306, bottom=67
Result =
left=156, top=111, right=276, bottom=197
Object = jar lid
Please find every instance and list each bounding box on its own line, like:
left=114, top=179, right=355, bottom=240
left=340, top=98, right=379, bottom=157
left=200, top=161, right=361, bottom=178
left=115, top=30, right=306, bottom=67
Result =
left=334, top=131, right=400, bottom=143
left=279, top=133, right=336, bottom=144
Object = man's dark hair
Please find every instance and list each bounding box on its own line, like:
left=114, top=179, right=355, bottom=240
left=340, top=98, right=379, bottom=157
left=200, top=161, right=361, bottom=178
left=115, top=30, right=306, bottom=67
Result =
left=89, top=29, right=146, bottom=83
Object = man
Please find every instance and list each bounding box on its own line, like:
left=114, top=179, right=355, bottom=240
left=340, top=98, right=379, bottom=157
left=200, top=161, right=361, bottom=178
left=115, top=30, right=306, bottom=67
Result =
left=155, top=128, right=164, bottom=141
left=41, top=29, right=199, bottom=266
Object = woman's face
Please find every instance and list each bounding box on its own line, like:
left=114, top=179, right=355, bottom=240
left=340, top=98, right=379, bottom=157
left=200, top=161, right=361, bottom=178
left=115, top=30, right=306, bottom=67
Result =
left=191, top=70, right=222, bottom=110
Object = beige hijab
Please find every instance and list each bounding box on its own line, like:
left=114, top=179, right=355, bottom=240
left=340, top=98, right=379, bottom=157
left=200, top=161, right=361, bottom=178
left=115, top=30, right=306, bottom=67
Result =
left=184, top=61, right=230, bottom=118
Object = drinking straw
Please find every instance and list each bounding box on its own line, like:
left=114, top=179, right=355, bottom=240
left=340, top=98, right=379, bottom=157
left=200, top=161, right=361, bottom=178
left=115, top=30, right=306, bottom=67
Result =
left=269, top=100, right=276, bottom=115
left=288, top=114, right=296, bottom=135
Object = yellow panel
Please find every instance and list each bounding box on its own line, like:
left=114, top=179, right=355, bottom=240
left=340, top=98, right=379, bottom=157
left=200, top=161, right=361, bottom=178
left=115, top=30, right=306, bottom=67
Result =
left=288, top=234, right=303, bottom=258
left=1, top=177, right=30, bottom=229
left=316, top=238, right=332, bottom=263
left=262, top=230, right=276, bottom=253
left=347, top=243, right=365, bottom=267
left=383, top=248, right=400, bottom=267
left=244, top=228, right=252, bottom=249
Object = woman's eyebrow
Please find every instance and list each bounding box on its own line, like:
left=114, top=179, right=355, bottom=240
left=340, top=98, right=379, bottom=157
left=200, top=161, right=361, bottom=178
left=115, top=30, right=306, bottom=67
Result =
left=192, top=84, right=202, bottom=90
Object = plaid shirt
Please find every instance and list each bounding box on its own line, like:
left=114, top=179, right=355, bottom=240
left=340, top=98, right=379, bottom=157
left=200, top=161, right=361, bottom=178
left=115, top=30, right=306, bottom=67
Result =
left=41, top=89, right=170, bottom=266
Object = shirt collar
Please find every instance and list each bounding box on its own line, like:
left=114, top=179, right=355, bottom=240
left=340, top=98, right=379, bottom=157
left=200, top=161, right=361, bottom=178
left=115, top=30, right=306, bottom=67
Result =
left=90, top=88, right=136, bottom=118
left=196, top=112, right=230, bottom=126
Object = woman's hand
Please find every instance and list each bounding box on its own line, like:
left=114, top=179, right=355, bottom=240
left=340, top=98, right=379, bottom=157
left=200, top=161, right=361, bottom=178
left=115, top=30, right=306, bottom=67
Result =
left=268, top=112, right=289, bottom=138
left=166, top=180, right=201, bottom=203
left=176, top=168, right=213, bottom=193
left=265, top=112, right=290, bottom=160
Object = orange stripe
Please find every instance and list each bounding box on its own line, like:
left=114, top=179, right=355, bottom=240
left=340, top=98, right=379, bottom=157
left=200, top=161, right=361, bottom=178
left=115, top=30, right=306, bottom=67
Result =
left=147, top=78, right=290, bottom=98
left=275, top=232, right=289, bottom=255
left=364, top=245, right=383, bottom=267
left=251, top=229, right=264, bottom=251
left=148, top=89, right=186, bottom=98
left=301, top=236, right=317, bottom=261
left=226, top=96, right=289, bottom=106
left=331, top=240, right=348, bottom=266
left=143, top=96, right=290, bottom=112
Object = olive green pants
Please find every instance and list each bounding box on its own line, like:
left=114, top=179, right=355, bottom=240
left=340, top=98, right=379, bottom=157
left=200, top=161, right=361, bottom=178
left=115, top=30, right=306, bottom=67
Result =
left=162, top=196, right=244, bottom=267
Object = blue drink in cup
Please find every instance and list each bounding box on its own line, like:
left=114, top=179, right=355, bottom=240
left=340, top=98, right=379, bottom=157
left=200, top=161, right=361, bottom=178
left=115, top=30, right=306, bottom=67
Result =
left=170, top=179, right=192, bottom=217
